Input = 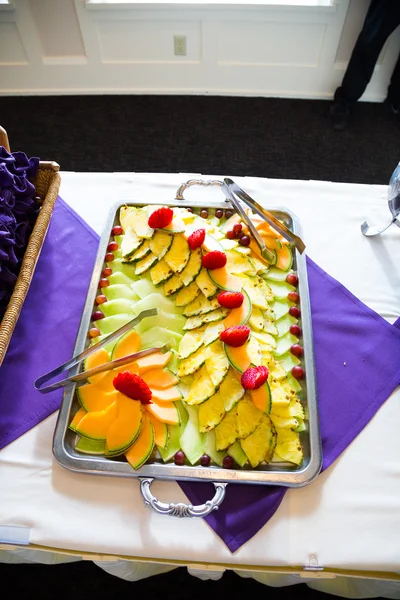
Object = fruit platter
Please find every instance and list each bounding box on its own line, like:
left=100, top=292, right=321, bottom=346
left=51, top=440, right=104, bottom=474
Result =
left=53, top=183, right=321, bottom=501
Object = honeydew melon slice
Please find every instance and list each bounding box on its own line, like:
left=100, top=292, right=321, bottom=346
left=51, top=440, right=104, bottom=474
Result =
left=101, top=298, right=134, bottom=317
left=134, top=310, right=186, bottom=335
left=264, top=267, right=292, bottom=282
left=227, top=441, right=248, bottom=467
left=268, top=280, right=296, bottom=299
left=277, top=351, right=300, bottom=373
left=130, top=293, right=181, bottom=316
left=96, top=314, right=133, bottom=335
left=130, top=278, right=159, bottom=299
left=107, top=272, right=136, bottom=287
left=273, top=332, right=298, bottom=357
left=180, top=405, right=205, bottom=465
left=75, top=437, right=106, bottom=455
left=104, top=284, right=138, bottom=303
left=276, top=313, right=297, bottom=338
left=203, top=430, right=225, bottom=466
left=139, top=326, right=182, bottom=350
left=272, top=298, right=294, bottom=321
left=109, top=258, right=137, bottom=280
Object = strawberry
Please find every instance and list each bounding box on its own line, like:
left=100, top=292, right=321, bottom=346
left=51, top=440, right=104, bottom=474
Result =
left=220, top=325, right=250, bottom=347
left=241, top=366, right=269, bottom=390
left=202, top=250, right=227, bottom=270
left=187, top=228, right=206, bottom=251
left=113, top=371, right=152, bottom=404
left=148, top=207, right=173, bottom=229
left=217, top=291, right=244, bottom=309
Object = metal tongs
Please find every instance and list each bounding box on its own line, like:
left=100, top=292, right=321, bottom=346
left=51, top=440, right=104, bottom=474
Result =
left=222, top=178, right=306, bottom=256
left=361, top=162, right=400, bottom=236
left=34, top=309, right=171, bottom=394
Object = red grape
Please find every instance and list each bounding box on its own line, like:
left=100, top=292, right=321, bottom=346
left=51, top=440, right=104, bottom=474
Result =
left=288, top=291, right=300, bottom=303
left=102, top=267, right=112, bottom=277
left=99, top=278, right=110, bottom=288
left=289, top=306, right=300, bottom=318
left=239, top=236, right=251, bottom=247
left=200, top=454, right=211, bottom=467
left=290, top=344, right=304, bottom=357
left=290, top=324, right=301, bottom=336
left=200, top=209, right=208, bottom=219
left=286, top=273, right=298, bottom=286
left=236, top=231, right=245, bottom=239
left=112, top=225, right=123, bottom=236
left=92, top=311, right=105, bottom=321
left=225, top=210, right=233, bottom=218
left=215, top=209, right=223, bottom=219
left=186, top=207, right=193, bottom=213
left=107, top=241, right=118, bottom=252
left=105, top=252, right=114, bottom=263
left=174, top=451, right=186, bottom=465
left=226, top=230, right=236, bottom=239
left=233, top=223, right=242, bottom=235
left=222, top=456, right=234, bottom=469
left=96, top=294, right=107, bottom=304
left=292, top=365, right=305, bottom=379
left=88, top=327, right=100, bottom=338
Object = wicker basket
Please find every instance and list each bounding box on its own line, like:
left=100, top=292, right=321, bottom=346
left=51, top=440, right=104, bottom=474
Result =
left=0, top=126, right=61, bottom=365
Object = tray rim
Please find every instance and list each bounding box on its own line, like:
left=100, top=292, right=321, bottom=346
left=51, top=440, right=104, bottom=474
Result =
left=53, top=195, right=322, bottom=488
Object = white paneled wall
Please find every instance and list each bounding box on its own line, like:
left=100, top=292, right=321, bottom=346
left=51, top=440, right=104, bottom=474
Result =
left=0, top=0, right=398, bottom=100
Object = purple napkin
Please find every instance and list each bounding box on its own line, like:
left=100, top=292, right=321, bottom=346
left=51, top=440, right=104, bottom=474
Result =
left=0, top=198, right=98, bottom=448
left=1, top=199, right=400, bottom=554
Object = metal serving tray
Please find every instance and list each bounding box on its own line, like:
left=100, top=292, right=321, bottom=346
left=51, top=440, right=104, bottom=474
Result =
left=53, top=179, right=322, bottom=518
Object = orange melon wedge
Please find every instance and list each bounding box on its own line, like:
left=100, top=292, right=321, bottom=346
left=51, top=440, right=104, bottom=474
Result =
left=69, top=407, right=87, bottom=432
left=208, top=267, right=242, bottom=292
left=106, top=393, right=143, bottom=454
left=148, top=413, right=169, bottom=448
left=249, top=241, right=273, bottom=266
left=74, top=400, right=118, bottom=440
left=125, top=413, right=155, bottom=470
left=142, top=368, right=178, bottom=389
left=145, top=400, right=180, bottom=425
left=85, top=348, right=110, bottom=384
left=112, top=330, right=141, bottom=360
left=261, top=235, right=283, bottom=251
left=135, top=351, right=172, bottom=374
left=251, top=382, right=272, bottom=414
left=112, top=362, right=139, bottom=376
left=77, top=385, right=118, bottom=412
left=150, top=386, right=182, bottom=403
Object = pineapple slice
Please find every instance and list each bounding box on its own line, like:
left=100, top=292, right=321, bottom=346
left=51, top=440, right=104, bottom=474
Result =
left=164, top=273, right=184, bottom=296
left=127, top=240, right=151, bottom=263
left=198, top=391, right=226, bottom=432
left=175, top=281, right=200, bottom=307
left=196, top=268, right=218, bottom=298
left=120, top=228, right=143, bottom=259
left=275, top=428, right=303, bottom=465
left=183, top=308, right=228, bottom=330
left=215, top=408, right=238, bottom=451
left=164, top=233, right=190, bottom=274
left=177, top=346, right=206, bottom=377
left=270, top=414, right=299, bottom=430
left=150, top=258, right=174, bottom=285
left=221, top=369, right=245, bottom=412
left=179, top=248, right=202, bottom=286
left=240, top=414, right=277, bottom=468
left=135, top=252, right=158, bottom=276
left=205, top=340, right=229, bottom=386
left=226, top=251, right=256, bottom=276
left=242, top=276, right=274, bottom=309
left=185, top=365, right=216, bottom=405
left=236, top=395, right=263, bottom=438
left=178, top=329, right=204, bottom=360
left=249, top=307, right=264, bottom=331
left=271, top=398, right=304, bottom=420
left=150, top=230, right=173, bottom=259
left=183, top=293, right=220, bottom=317
left=203, top=321, right=225, bottom=346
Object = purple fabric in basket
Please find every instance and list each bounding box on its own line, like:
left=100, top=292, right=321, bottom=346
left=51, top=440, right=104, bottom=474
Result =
left=1, top=199, right=400, bottom=554
left=0, top=197, right=99, bottom=449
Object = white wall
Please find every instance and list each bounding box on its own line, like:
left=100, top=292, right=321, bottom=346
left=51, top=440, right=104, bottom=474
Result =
left=0, top=0, right=399, bottom=100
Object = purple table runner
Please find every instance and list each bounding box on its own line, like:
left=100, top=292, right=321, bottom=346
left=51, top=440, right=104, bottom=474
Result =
left=1, top=197, right=400, bottom=553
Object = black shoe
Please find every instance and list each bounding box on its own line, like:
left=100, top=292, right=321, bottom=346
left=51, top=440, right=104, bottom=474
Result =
left=328, top=101, right=351, bottom=131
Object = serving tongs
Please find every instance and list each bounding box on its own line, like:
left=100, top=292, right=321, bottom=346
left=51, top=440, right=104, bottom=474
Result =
left=222, top=178, right=306, bottom=255
left=34, top=309, right=171, bottom=394
left=361, top=162, right=400, bottom=236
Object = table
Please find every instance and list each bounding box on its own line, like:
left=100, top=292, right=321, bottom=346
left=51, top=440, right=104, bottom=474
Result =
left=1, top=172, right=400, bottom=597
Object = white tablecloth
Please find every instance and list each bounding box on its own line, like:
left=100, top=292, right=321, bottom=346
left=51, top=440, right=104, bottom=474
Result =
left=1, top=172, right=400, bottom=597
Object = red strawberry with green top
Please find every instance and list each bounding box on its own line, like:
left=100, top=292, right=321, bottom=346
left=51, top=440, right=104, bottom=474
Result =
left=241, top=366, right=269, bottom=390
left=148, top=207, right=173, bottom=229
left=187, top=228, right=206, bottom=251
left=113, top=371, right=152, bottom=404
left=220, top=325, right=250, bottom=347
left=217, top=291, right=244, bottom=309
left=202, top=250, right=227, bottom=270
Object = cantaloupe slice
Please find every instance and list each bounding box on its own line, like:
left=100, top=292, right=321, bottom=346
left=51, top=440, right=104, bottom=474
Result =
left=84, top=348, right=110, bottom=384
left=135, top=351, right=172, bottom=374
left=150, top=386, right=182, bottom=403
left=145, top=400, right=180, bottom=425
left=77, top=385, right=118, bottom=412
left=74, top=401, right=118, bottom=440
left=125, top=413, right=155, bottom=470
left=112, top=330, right=141, bottom=360
left=148, top=413, right=169, bottom=448
left=255, top=222, right=285, bottom=241
left=261, top=235, right=283, bottom=251
left=106, top=393, right=143, bottom=454
left=223, top=289, right=252, bottom=329
left=249, top=241, right=275, bottom=267
left=208, top=267, right=242, bottom=292
left=69, top=407, right=87, bottom=432
left=112, top=362, right=139, bottom=376
left=276, top=245, right=293, bottom=272
left=251, top=382, right=272, bottom=414
left=142, top=368, right=178, bottom=389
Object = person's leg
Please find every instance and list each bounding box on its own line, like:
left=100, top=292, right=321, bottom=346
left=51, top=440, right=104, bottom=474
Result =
left=336, top=0, right=400, bottom=103
left=387, top=51, right=400, bottom=113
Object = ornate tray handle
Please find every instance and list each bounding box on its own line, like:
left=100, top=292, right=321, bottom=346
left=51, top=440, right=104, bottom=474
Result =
left=140, top=478, right=227, bottom=518
left=175, top=179, right=223, bottom=201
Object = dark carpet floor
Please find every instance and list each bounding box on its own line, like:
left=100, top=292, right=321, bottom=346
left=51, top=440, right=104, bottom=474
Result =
left=0, top=94, right=391, bottom=597
left=0, top=94, right=399, bottom=184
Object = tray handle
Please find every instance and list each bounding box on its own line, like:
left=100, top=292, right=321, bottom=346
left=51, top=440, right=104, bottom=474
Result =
left=140, top=478, right=227, bottom=518
left=175, top=178, right=224, bottom=201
